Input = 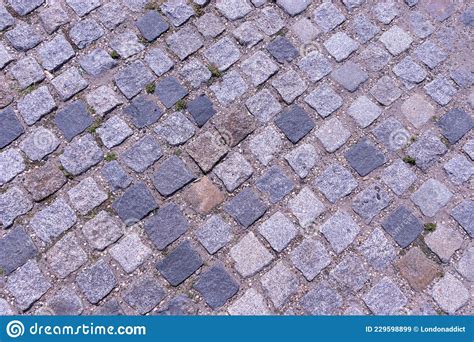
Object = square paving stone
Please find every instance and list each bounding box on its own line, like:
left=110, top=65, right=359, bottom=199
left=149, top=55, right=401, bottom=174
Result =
left=79, top=48, right=117, bottom=77
left=22, top=161, right=66, bottom=201
left=96, top=2, right=126, bottom=30
left=358, top=228, right=396, bottom=269
left=370, top=76, right=402, bottom=106
left=66, top=0, right=100, bottom=16
left=6, top=260, right=51, bottom=310
left=109, top=31, right=144, bottom=58
left=230, top=232, right=273, bottom=277
left=224, top=188, right=268, bottom=228
left=300, top=281, right=343, bottom=315
left=0, top=226, right=37, bottom=275
left=352, top=182, right=391, bottom=224
left=249, top=126, right=283, bottom=166
left=155, top=111, right=195, bottom=146
left=288, top=187, right=326, bottom=228
left=19, top=126, right=60, bottom=161
left=45, top=232, right=87, bottom=278
left=363, top=277, right=407, bottom=315
left=256, top=6, right=285, bottom=36
left=157, top=241, right=203, bottom=286
left=210, top=70, right=248, bottom=106
left=54, top=100, right=93, bottom=142
left=166, top=26, right=203, bottom=60
left=228, top=288, right=271, bottom=315
left=285, top=143, right=318, bottom=179
left=379, top=26, right=413, bottom=55
left=330, top=254, right=369, bottom=292
left=457, top=246, right=474, bottom=281
left=0, top=107, right=24, bottom=148
left=123, top=275, right=165, bottom=314
left=277, top=0, right=310, bottom=16
left=324, top=32, right=359, bottom=62
left=407, top=132, right=447, bottom=171
left=382, top=206, right=423, bottom=247
left=60, top=134, right=103, bottom=175
left=46, top=286, right=83, bottom=316
left=124, top=95, right=163, bottom=129
left=345, top=138, right=386, bottom=176
left=297, top=51, right=332, bottom=83
left=408, top=10, right=434, bottom=38
left=29, top=197, right=77, bottom=243
left=373, top=0, right=399, bottom=24
left=215, top=0, right=252, bottom=20
left=38, top=34, right=75, bottom=71
left=315, top=163, right=357, bottom=203
left=320, top=210, right=361, bottom=254
left=463, top=139, right=474, bottom=159
left=313, top=2, right=346, bottom=32
left=115, top=61, right=154, bottom=99
left=86, top=86, right=122, bottom=116
left=393, top=57, right=427, bottom=87
left=196, top=215, right=233, bottom=254
left=290, top=238, right=331, bottom=281
left=425, top=224, right=463, bottom=262
left=233, top=22, right=263, bottom=48
left=0, top=5, right=14, bottom=30
left=5, top=22, right=41, bottom=52
left=110, top=233, right=151, bottom=273
left=411, top=179, right=452, bottom=217
left=68, top=177, right=108, bottom=215
left=214, top=152, right=253, bottom=192
left=331, top=61, right=368, bottom=92
left=193, top=264, right=239, bottom=309
left=292, top=17, right=320, bottom=44
left=348, top=96, right=382, bottom=128
left=121, top=135, right=163, bottom=173
left=415, top=41, right=447, bottom=69
left=245, top=89, right=282, bottom=123
left=69, top=18, right=104, bottom=49
left=357, top=42, right=391, bottom=72
left=0, top=187, right=32, bottom=228
left=82, top=210, right=123, bottom=251
left=112, top=182, right=158, bottom=225
left=0, top=43, right=13, bottom=69
left=304, top=84, right=342, bottom=118
left=349, top=14, right=380, bottom=43
left=215, top=110, right=255, bottom=148
left=183, top=176, right=225, bottom=215
left=17, top=86, right=56, bottom=126
left=76, top=260, right=116, bottom=304
left=258, top=211, right=298, bottom=252
left=179, top=58, right=211, bottom=89
left=431, top=273, right=469, bottom=314
left=186, top=129, right=228, bottom=172
left=153, top=156, right=195, bottom=196
left=396, top=247, right=440, bottom=291
left=144, top=203, right=188, bottom=250
left=39, top=5, right=69, bottom=34
left=187, top=95, right=216, bottom=127
left=271, top=69, right=307, bottom=104
left=241, top=51, right=278, bottom=86
left=10, top=57, right=45, bottom=90
left=0, top=148, right=24, bottom=186
left=266, top=36, right=298, bottom=64
left=261, top=261, right=300, bottom=309
left=275, top=105, right=315, bottom=143
left=160, top=0, right=194, bottom=26
left=382, top=159, right=417, bottom=195
left=444, top=154, right=474, bottom=185
left=372, top=117, right=409, bottom=151
left=97, top=116, right=132, bottom=149
left=51, top=67, right=88, bottom=101
left=135, top=11, right=169, bottom=42
left=154, top=76, right=188, bottom=108
left=195, top=12, right=225, bottom=38
left=204, top=37, right=240, bottom=72
left=451, top=200, right=474, bottom=238
left=424, top=75, right=457, bottom=105
left=437, top=108, right=473, bottom=144
left=144, top=47, right=174, bottom=77
left=8, top=0, right=44, bottom=15
left=315, top=117, right=351, bottom=153
left=256, top=166, right=295, bottom=203
left=401, top=94, right=435, bottom=129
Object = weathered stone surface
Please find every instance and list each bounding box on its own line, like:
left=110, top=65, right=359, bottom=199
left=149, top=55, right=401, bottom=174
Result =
left=113, top=182, right=158, bottom=225
left=224, top=188, right=268, bottom=228
left=290, top=238, right=331, bottom=281
left=123, top=275, right=165, bottom=314
left=363, top=277, right=407, bottom=315
left=431, top=273, right=469, bottom=314
left=121, top=135, right=163, bottom=173
left=0, top=226, right=37, bottom=275
left=46, top=232, right=87, bottom=278
left=144, top=203, right=188, bottom=250
left=396, top=247, right=440, bottom=291
left=196, top=215, right=232, bottom=254
left=82, top=211, right=123, bottom=251
left=157, top=241, right=203, bottom=286
left=230, top=232, right=273, bottom=277
left=110, top=233, right=151, bottom=273
left=76, top=260, right=116, bottom=304
left=0, top=186, right=33, bottom=227
left=382, top=206, right=423, bottom=247
left=193, top=264, right=239, bottom=309
left=183, top=176, right=225, bottom=215
left=60, top=134, right=103, bottom=175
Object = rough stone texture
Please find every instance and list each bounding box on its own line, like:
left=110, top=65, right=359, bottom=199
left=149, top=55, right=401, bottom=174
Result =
left=345, top=138, right=385, bottom=176
left=110, top=233, right=151, bottom=273
left=451, top=200, right=474, bottom=238
left=196, top=215, right=232, bottom=254
left=214, top=152, right=253, bottom=192
left=153, top=156, right=195, bottom=196
left=352, top=183, right=391, bottom=224
left=123, top=275, right=165, bottom=314
left=315, top=163, right=357, bottom=203
left=121, top=135, right=163, bottom=173
left=46, top=232, right=87, bottom=278
left=290, top=238, right=331, bottom=281
left=256, top=166, right=294, bottom=203
left=396, top=247, right=440, bottom=291
left=157, top=241, right=203, bottom=286
left=382, top=206, right=423, bottom=248
left=330, top=254, right=369, bottom=291
left=258, top=211, right=298, bottom=252
left=18, top=86, right=56, bottom=125
left=230, top=232, right=274, bottom=278
left=112, top=182, right=158, bottom=225
left=300, top=281, right=343, bottom=315
left=193, top=265, right=239, bottom=309
left=431, top=273, right=469, bottom=314
left=144, top=203, right=188, bottom=250
left=0, top=226, right=37, bottom=275
left=0, top=148, right=25, bottom=186
left=82, top=211, right=123, bottom=251
left=363, top=277, right=408, bottom=315
left=76, top=260, right=116, bottom=304
left=320, top=210, right=361, bottom=254
left=183, top=176, right=225, bottom=215
left=261, top=261, right=299, bottom=309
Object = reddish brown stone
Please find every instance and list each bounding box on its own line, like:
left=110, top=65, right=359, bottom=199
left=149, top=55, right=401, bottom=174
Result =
left=396, top=247, right=440, bottom=291
left=184, top=176, right=224, bottom=214
left=215, top=109, right=255, bottom=147
left=186, top=129, right=228, bottom=173
left=22, top=161, right=67, bottom=201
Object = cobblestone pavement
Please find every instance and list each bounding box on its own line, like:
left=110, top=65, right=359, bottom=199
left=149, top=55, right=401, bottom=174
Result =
left=0, top=0, right=473, bottom=316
